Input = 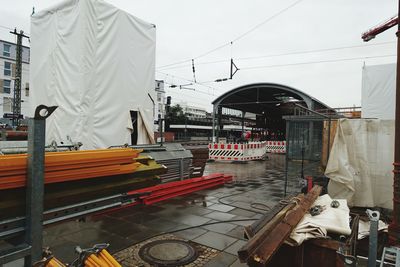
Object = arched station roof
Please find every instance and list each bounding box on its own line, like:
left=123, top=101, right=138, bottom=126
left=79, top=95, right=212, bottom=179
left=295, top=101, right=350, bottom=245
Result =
left=212, top=83, right=331, bottom=116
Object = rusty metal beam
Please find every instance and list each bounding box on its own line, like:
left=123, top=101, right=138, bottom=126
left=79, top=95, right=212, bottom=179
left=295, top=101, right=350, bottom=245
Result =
left=238, top=185, right=322, bottom=266
left=389, top=0, right=400, bottom=245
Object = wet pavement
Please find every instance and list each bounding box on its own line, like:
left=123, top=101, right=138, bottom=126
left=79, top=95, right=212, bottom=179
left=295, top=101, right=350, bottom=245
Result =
left=35, top=154, right=291, bottom=265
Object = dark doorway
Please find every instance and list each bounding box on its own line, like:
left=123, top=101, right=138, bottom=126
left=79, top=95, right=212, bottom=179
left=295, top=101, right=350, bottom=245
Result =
left=130, top=111, right=138, bottom=145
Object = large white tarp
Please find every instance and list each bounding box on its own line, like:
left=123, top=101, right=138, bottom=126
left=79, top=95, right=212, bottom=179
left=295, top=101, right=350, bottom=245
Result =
left=325, top=119, right=394, bottom=209
left=29, top=0, right=156, bottom=149
left=361, top=63, right=396, bottom=120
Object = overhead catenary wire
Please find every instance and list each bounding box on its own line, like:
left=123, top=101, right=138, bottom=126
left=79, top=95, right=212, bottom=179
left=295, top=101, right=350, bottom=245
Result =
left=158, top=41, right=396, bottom=71
left=157, top=71, right=222, bottom=95
left=156, top=0, right=305, bottom=70
left=240, top=54, right=396, bottom=70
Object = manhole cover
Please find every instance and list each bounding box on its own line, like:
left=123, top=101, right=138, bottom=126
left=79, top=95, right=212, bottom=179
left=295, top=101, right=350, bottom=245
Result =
left=138, top=239, right=198, bottom=266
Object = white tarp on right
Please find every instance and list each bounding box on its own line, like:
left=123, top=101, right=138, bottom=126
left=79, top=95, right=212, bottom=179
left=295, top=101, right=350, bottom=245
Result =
left=361, top=63, right=396, bottom=120
left=325, top=118, right=394, bottom=210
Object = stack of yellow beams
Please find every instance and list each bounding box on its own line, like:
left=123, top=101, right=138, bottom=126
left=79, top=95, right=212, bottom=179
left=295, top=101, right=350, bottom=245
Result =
left=0, top=148, right=141, bottom=190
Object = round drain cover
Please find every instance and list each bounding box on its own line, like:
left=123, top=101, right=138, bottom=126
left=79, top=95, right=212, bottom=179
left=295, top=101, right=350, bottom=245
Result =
left=139, top=240, right=198, bottom=266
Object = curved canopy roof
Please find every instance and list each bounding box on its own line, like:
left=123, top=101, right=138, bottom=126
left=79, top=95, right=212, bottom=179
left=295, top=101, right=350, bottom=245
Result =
left=212, top=83, right=331, bottom=116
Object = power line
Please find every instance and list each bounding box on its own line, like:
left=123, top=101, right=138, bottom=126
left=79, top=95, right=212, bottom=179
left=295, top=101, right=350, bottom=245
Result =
left=240, top=54, right=396, bottom=70
left=156, top=0, right=305, bottom=69
left=231, top=0, right=304, bottom=43
left=159, top=41, right=396, bottom=71
left=0, top=25, right=14, bottom=31
left=157, top=71, right=222, bottom=95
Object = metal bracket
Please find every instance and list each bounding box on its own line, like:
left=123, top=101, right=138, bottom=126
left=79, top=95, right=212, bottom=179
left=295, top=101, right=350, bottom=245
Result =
left=34, top=105, right=57, bottom=120
left=366, top=209, right=380, bottom=267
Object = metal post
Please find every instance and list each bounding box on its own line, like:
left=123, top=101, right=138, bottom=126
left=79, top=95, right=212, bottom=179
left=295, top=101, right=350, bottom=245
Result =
left=25, top=105, right=57, bottom=266
left=179, top=158, right=184, bottom=180
left=241, top=111, right=245, bottom=136
left=217, top=106, right=222, bottom=143
left=212, top=105, right=216, bottom=143
left=327, top=118, right=331, bottom=164
left=389, top=0, right=400, bottom=245
left=184, top=115, right=188, bottom=141
left=159, top=119, right=164, bottom=145
left=307, top=121, right=313, bottom=160
left=284, top=120, right=290, bottom=196
left=367, top=209, right=380, bottom=267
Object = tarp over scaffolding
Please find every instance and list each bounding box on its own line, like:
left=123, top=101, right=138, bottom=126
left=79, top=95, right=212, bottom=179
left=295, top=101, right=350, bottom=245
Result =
left=29, top=0, right=156, bottom=149
left=326, top=119, right=394, bottom=209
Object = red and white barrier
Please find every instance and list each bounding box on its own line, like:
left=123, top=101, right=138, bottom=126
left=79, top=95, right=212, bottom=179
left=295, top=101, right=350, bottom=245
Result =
left=208, top=142, right=267, bottom=161
left=265, top=141, right=286, bottom=154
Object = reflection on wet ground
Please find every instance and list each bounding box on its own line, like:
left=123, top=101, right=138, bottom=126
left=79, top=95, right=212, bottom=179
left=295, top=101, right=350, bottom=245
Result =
left=34, top=154, right=297, bottom=265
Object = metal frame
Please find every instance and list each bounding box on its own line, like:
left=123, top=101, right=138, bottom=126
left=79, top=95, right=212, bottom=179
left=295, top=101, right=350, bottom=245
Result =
left=0, top=105, right=57, bottom=266
left=0, top=193, right=140, bottom=239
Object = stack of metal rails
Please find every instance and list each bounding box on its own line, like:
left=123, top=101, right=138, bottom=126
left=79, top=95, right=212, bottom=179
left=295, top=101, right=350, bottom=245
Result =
left=112, top=143, right=193, bottom=183
left=0, top=106, right=168, bottom=265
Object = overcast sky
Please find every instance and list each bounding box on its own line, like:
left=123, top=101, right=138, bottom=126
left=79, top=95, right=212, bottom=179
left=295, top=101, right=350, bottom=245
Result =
left=0, top=0, right=397, bottom=111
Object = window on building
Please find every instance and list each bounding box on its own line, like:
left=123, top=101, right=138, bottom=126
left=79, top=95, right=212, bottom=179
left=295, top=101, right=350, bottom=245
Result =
left=3, top=80, right=11, bottom=94
left=3, top=44, right=11, bottom=57
left=157, top=93, right=161, bottom=102
left=3, top=97, right=13, bottom=113
left=4, top=62, right=11, bottom=76
left=25, top=82, right=29, bottom=96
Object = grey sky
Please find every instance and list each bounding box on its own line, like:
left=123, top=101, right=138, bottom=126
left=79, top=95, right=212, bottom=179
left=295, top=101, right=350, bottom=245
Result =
left=0, top=0, right=397, bottom=111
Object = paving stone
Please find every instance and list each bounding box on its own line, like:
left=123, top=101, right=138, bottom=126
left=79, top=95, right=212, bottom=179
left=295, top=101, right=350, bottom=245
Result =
left=174, top=227, right=208, bottom=240
left=144, top=218, right=181, bottom=232
left=204, top=211, right=237, bottom=221
left=230, top=215, right=256, bottom=226
left=230, top=259, right=248, bottom=267
left=193, top=232, right=237, bottom=250
left=203, top=251, right=237, bottom=267
left=201, top=220, right=237, bottom=234
left=207, top=203, right=235, bottom=212
left=228, top=208, right=257, bottom=217
left=168, top=213, right=212, bottom=226
left=225, top=226, right=246, bottom=240
left=122, top=212, right=159, bottom=224
left=224, top=239, right=247, bottom=255
left=183, top=205, right=215, bottom=216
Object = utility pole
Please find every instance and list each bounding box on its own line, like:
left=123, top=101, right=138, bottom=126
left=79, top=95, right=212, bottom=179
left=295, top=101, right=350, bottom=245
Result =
left=389, top=0, right=400, bottom=245
left=10, top=29, right=29, bottom=128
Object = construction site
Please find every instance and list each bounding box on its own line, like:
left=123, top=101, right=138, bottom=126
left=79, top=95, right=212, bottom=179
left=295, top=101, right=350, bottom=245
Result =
left=0, top=0, right=400, bottom=266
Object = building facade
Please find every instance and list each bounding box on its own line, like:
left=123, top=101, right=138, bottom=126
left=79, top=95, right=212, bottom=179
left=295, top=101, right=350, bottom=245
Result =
left=0, top=39, right=30, bottom=122
left=154, top=80, right=166, bottom=131
left=177, top=102, right=207, bottom=119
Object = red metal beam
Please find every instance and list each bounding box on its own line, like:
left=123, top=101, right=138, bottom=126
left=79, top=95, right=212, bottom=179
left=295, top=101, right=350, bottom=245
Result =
left=362, top=15, right=398, bottom=42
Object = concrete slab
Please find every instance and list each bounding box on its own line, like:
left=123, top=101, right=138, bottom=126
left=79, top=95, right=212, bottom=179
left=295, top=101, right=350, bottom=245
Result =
left=204, top=211, right=237, bottom=221
left=224, top=239, right=247, bottom=255
left=193, top=232, right=237, bottom=250
left=225, top=226, right=246, bottom=240
left=203, top=251, right=237, bottom=267
left=201, top=220, right=238, bottom=234
left=174, top=227, right=208, bottom=240
left=207, top=203, right=236, bottom=213
left=168, top=213, right=212, bottom=226
left=230, top=259, right=248, bottom=267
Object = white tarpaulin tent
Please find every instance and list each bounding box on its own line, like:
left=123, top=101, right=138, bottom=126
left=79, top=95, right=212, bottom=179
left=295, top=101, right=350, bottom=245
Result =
left=325, top=119, right=394, bottom=209
left=361, top=63, right=396, bottom=120
left=29, top=0, right=156, bottom=149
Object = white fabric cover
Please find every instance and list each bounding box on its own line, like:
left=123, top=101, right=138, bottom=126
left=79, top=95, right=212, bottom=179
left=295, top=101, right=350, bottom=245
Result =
left=361, top=63, right=396, bottom=120
left=325, top=119, right=394, bottom=209
left=288, top=194, right=351, bottom=246
left=29, top=0, right=156, bottom=149
left=358, top=219, right=388, bottom=240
